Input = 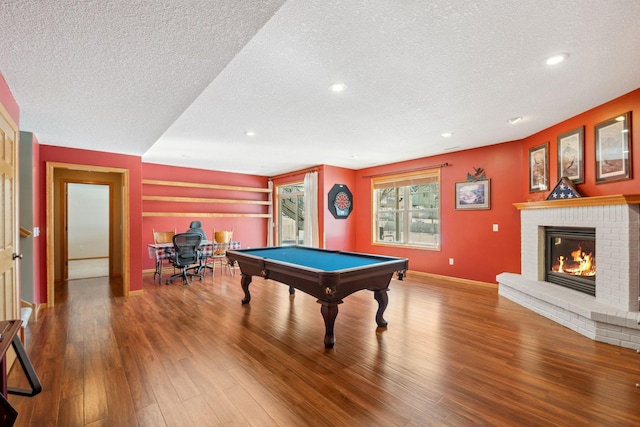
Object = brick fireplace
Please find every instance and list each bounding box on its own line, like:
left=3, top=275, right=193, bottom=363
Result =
left=497, top=194, right=640, bottom=349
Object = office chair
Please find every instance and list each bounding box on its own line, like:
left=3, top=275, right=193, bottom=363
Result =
left=186, top=220, right=209, bottom=271
left=166, top=233, right=203, bottom=284
left=210, top=228, right=234, bottom=277
left=152, top=228, right=177, bottom=282
left=186, top=220, right=207, bottom=239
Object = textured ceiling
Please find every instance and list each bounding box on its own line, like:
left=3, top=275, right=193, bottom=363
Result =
left=1, top=0, right=640, bottom=176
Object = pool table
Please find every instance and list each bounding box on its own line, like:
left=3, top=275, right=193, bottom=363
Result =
left=226, top=246, right=408, bottom=348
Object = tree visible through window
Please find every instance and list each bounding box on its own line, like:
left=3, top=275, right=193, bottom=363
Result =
left=373, top=169, right=440, bottom=248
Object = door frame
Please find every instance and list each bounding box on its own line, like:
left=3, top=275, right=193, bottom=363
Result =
left=46, top=162, right=130, bottom=307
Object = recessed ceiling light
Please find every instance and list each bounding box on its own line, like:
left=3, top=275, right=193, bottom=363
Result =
left=441, top=132, right=453, bottom=138
left=546, top=53, right=569, bottom=65
left=615, top=116, right=626, bottom=122
left=352, top=155, right=360, bottom=159
left=244, top=131, right=255, bottom=136
left=508, top=117, right=523, bottom=124
left=329, top=82, right=347, bottom=92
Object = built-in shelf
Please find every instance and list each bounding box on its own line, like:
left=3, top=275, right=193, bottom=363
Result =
left=143, top=212, right=271, bottom=218
left=142, top=179, right=271, bottom=193
left=142, top=179, right=272, bottom=219
left=142, top=195, right=270, bottom=205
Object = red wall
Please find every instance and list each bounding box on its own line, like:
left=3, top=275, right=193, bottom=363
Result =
left=322, top=165, right=357, bottom=251
left=353, top=87, right=640, bottom=284
left=0, top=72, right=19, bottom=125
left=521, top=88, right=640, bottom=201
left=354, top=141, right=523, bottom=284
left=141, top=163, right=270, bottom=271
left=38, top=145, right=144, bottom=294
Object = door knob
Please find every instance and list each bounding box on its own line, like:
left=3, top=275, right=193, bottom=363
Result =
left=12, top=253, right=23, bottom=260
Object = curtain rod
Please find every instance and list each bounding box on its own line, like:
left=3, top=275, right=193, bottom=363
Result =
left=268, top=167, right=319, bottom=181
left=361, top=162, right=449, bottom=179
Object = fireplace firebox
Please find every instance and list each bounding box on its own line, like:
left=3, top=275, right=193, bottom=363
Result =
left=545, top=227, right=596, bottom=296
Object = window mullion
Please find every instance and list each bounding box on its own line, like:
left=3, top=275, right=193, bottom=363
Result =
left=403, top=190, right=410, bottom=243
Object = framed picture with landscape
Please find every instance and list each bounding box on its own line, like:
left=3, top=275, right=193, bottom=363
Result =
left=455, top=179, right=490, bottom=210
left=529, top=142, right=549, bottom=192
left=595, top=112, right=632, bottom=183
left=557, top=127, right=584, bottom=184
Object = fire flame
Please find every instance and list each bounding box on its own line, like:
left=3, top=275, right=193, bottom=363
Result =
left=555, top=245, right=595, bottom=276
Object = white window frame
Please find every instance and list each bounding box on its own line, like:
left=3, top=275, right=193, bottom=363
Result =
left=276, top=182, right=304, bottom=246
left=372, top=169, right=440, bottom=249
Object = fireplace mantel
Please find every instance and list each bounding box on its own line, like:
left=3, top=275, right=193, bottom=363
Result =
left=514, top=194, right=640, bottom=210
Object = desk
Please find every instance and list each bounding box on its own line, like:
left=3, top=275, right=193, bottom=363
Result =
left=226, top=246, right=408, bottom=348
left=148, top=240, right=240, bottom=282
left=0, top=320, right=42, bottom=425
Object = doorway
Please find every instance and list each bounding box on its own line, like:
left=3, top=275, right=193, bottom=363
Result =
left=277, top=183, right=304, bottom=245
left=46, top=162, right=130, bottom=307
left=65, top=182, right=111, bottom=280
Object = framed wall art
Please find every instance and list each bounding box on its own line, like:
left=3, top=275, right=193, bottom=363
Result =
left=557, top=126, right=584, bottom=184
left=455, top=179, right=490, bottom=210
left=595, top=111, right=632, bottom=183
left=529, top=142, right=549, bottom=192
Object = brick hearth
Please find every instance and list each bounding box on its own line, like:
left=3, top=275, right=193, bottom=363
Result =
left=497, top=195, right=640, bottom=349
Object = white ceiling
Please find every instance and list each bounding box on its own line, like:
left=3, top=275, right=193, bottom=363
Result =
left=2, top=0, right=640, bottom=177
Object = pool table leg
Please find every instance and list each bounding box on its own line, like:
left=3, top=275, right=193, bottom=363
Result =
left=373, top=288, right=389, bottom=327
left=320, top=302, right=339, bottom=349
left=240, top=274, right=252, bottom=304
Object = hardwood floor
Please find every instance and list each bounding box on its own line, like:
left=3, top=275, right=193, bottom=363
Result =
left=7, top=271, right=640, bottom=426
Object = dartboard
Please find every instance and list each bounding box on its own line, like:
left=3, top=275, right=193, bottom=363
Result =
left=335, top=191, right=351, bottom=210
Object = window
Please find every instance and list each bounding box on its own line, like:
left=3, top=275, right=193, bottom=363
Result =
left=373, top=169, right=440, bottom=248
left=277, top=183, right=304, bottom=245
